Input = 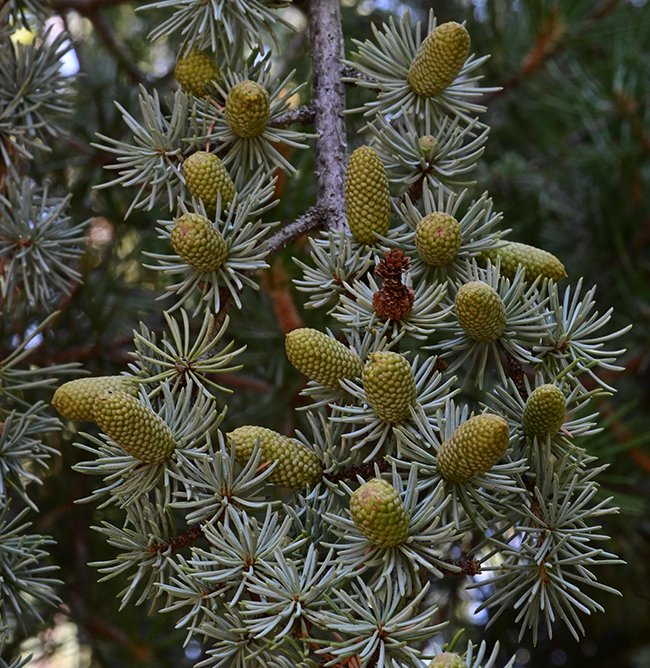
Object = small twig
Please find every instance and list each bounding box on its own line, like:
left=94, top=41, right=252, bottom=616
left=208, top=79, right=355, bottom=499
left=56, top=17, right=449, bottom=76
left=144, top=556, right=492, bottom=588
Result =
left=147, top=524, right=204, bottom=554
left=264, top=206, right=327, bottom=256
left=324, top=454, right=390, bottom=483
left=270, top=104, right=316, bottom=129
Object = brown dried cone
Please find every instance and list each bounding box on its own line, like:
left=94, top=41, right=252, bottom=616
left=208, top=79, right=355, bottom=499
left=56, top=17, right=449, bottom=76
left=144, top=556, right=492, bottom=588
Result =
left=415, top=212, right=462, bottom=266
left=227, top=426, right=322, bottom=490
left=225, top=80, right=270, bottom=138
left=522, top=384, right=566, bottom=440
left=170, top=213, right=228, bottom=272
left=373, top=249, right=414, bottom=321
left=437, top=414, right=510, bottom=482
left=345, top=146, right=391, bottom=245
left=350, top=478, right=410, bottom=547
left=483, top=241, right=567, bottom=282
left=52, top=376, right=137, bottom=421
left=285, top=328, right=363, bottom=391
left=429, top=653, right=465, bottom=668
left=93, top=391, right=176, bottom=464
left=455, top=281, right=506, bottom=342
left=175, top=48, right=220, bottom=98
left=183, top=151, right=236, bottom=211
left=362, top=351, right=417, bottom=423
left=407, top=21, right=471, bottom=97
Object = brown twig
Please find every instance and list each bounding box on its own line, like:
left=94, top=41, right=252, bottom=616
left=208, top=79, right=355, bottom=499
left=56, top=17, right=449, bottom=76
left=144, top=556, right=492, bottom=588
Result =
left=270, top=104, right=317, bottom=129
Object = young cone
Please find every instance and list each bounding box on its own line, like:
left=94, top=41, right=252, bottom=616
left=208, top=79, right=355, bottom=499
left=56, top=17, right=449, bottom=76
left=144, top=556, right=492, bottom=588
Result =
left=183, top=151, right=236, bottom=211
left=225, top=80, right=270, bottom=138
left=362, top=351, right=416, bottom=423
left=455, top=281, right=506, bottom=342
left=415, top=212, right=462, bottom=266
left=407, top=22, right=470, bottom=97
left=483, top=241, right=567, bottom=282
left=170, top=213, right=228, bottom=273
left=285, top=328, right=363, bottom=391
left=345, top=146, right=391, bottom=245
left=437, top=413, right=509, bottom=482
left=522, top=384, right=566, bottom=440
left=175, top=48, right=220, bottom=98
left=52, top=376, right=137, bottom=421
left=350, top=478, right=410, bottom=547
left=93, top=391, right=176, bottom=464
left=227, top=426, right=322, bottom=490
left=429, top=653, right=465, bottom=668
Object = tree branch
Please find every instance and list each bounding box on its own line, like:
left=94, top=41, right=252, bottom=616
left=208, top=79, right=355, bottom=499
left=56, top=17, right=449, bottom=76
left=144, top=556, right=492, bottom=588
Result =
left=307, top=0, right=348, bottom=230
left=270, top=104, right=316, bottom=129
left=264, top=205, right=327, bottom=256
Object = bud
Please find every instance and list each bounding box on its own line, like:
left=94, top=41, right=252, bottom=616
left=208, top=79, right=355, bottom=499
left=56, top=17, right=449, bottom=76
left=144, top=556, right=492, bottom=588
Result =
left=350, top=479, right=410, bottom=547
left=429, top=652, right=465, bottom=668
left=362, top=352, right=416, bottom=423
left=455, top=281, right=506, bottom=342
left=175, top=48, right=220, bottom=98
left=171, top=213, right=228, bottom=273
left=225, top=80, right=270, bottom=138
left=522, top=384, right=566, bottom=440
left=183, top=151, right=236, bottom=212
left=415, top=212, right=462, bottom=266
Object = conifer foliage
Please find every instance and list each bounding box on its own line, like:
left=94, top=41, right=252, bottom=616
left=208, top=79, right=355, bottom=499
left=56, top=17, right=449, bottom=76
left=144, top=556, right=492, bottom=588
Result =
left=0, top=1, right=639, bottom=666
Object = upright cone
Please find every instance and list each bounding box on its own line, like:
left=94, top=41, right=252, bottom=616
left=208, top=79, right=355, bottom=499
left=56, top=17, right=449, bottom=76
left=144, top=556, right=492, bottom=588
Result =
left=523, top=384, right=566, bottom=440
left=350, top=479, right=410, bottom=547
left=362, top=351, right=416, bottom=423
left=455, top=281, right=506, bottom=342
left=429, top=653, right=465, bottom=668
left=175, top=49, right=220, bottom=98
left=52, top=376, right=137, bottom=421
left=183, top=151, right=236, bottom=211
left=171, top=213, right=228, bottom=273
left=483, top=241, right=567, bottom=282
left=225, top=80, right=270, bottom=138
left=415, top=212, right=462, bottom=266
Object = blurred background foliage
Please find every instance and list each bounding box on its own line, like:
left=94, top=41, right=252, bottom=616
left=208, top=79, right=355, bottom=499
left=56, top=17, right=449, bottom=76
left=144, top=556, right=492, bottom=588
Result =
left=2, top=0, right=649, bottom=666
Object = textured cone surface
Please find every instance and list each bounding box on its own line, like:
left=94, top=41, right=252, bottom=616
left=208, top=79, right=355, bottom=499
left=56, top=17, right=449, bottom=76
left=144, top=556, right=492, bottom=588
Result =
left=225, top=80, right=270, bottom=138
left=363, top=351, right=416, bottom=423
left=455, top=281, right=506, bottom=342
left=415, top=212, right=462, bottom=266
left=171, top=213, right=228, bottom=272
left=183, top=151, right=235, bottom=211
left=437, top=414, right=509, bottom=482
left=345, top=146, right=391, bottom=245
left=227, top=426, right=322, bottom=490
left=285, top=328, right=363, bottom=391
left=94, top=391, right=176, bottom=464
left=484, top=241, right=567, bottom=282
left=408, top=22, right=470, bottom=97
left=429, top=653, right=465, bottom=668
left=175, top=49, right=220, bottom=98
left=350, top=479, right=410, bottom=547
left=523, top=384, right=566, bottom=439
left=52, top=376, right=137, bottom=421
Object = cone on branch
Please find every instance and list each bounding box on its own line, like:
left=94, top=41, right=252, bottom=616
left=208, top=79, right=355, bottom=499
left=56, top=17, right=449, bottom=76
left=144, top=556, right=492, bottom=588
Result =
left=285, top=328, right=363, bottom=391
left=93, top=391, right=176, bottom=464
left=362, top=351, right=416, bottom=423
left=407, top=22, right=470, bottom=97
left=225, top=80, right=270, bottom=138
left=455, top=281, right=506, bottom=342
left=175, top=48, right=220, bottom=98
left=482, top=241, right=567, bottom=282
left=429, top=653, right=465, bottom=668
left=415, top=212, right=462, bottom=267
left=345, top=145, right=391, bottom=245
left=183, top=151, right=236, bottom=212
left=522, top=384, right=566, bottom=440
left=227, top=425, right=322, bottom=490
left=350, top=478, right=410, bottom=547
left=52, top=376, right=137, bottom=421
left=170, top=213, right=228, bottom=273
left=437, top=414, right=509, bottom=482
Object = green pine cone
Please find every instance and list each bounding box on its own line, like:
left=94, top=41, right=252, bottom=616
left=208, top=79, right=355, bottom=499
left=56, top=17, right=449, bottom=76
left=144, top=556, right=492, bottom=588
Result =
left=345, top=146, right=391, bottom=245
left=522, top=384, right=566, bottom=440
left=429, top=653, right=465, bottom=668
left=170, top=213, right=228, bottom=273
left=415, top=212, right=462, bottom=266
left=93, top=391, right=176, bottom=464
left=183, top=151, right=236, bottom=211
left=363, top=351, right=416, bottom=423
left=227, top=426, right=322, bottom=490
left=350, top=478, right=410, bottom=547
left=52, top=376, right=137, bottom=421
left=455, top=281, right=506, bottom=342
left=483, top=241, right=567, bottom=282
left=408, top=22, right=470, bottom=97
left=175, top=48, right=220, bottom=98
left=437, top=413, right=510, bottom=482
left=285, top=328, right=363, bottom=391
left=225, top=80, right=270, bottom=138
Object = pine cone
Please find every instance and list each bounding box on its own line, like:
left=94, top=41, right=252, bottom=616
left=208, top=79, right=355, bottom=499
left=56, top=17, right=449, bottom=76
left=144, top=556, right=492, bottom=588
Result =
left=183, top=151, right=236, bottom=212
left=227, top=426, right=322, bottom=490
left=175, top=48, right=220, bottom=98
left=415, top=212, right=462, bottom=266
left=93, top=391, right=176, bottom=464
left=170, top=213, right=228, bottom=272
left=522, top=384, right=566, bottom=440
left=225, top=80, right=270, bottom=138
left=345, top=145, right=391, bottom=245
left=455, top=281, right=506, bottom=342
left=437, top=414, right=509, bottom=482
left=285, top=328, right=363, bottom=391
left=483, top=241, right=567, bottom=282
left=362, top=351, right=416, bottom=423
left=407, top=22, right=470, bottom=97
left=429, top=652, right=465, bottom=668
left=350, top=478, right=410, bottom=547
left=52, top=376, right=137, bottom=421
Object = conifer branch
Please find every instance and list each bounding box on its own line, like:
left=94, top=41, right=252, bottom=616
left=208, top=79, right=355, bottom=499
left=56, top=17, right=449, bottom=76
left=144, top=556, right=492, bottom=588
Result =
left=270, top=104, right=316, bottom=128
